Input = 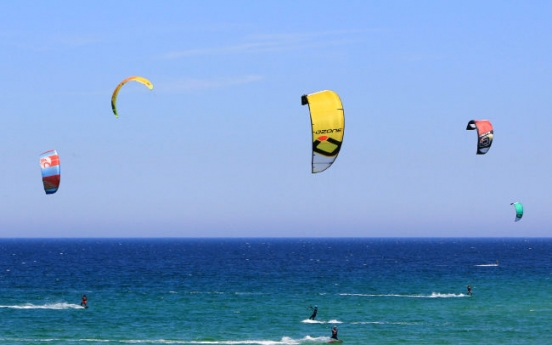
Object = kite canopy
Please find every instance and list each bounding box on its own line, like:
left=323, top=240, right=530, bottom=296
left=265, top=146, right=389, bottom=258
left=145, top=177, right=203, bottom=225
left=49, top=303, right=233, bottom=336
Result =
left=510, top=202, right=523, bottom=222
left=111, top=76, right=154, bottom=118
left=466, top=120, right=493, bottom=155
left=39, top=150, right=60, bottom=195
left=301, top=90, right=345, bottom=173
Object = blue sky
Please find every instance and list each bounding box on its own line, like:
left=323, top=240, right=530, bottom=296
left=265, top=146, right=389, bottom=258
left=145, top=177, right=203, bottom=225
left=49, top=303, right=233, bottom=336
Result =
left=1, top=1, right=551, bottom=237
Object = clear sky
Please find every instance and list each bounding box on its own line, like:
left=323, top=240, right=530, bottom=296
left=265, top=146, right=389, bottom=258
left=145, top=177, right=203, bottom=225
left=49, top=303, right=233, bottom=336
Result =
left=2, top=1, right=551, bottom=237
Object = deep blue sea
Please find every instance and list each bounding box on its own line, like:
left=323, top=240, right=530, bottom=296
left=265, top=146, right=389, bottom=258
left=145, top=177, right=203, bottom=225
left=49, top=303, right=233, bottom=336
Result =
left=0, top=238, right=550, bottom=344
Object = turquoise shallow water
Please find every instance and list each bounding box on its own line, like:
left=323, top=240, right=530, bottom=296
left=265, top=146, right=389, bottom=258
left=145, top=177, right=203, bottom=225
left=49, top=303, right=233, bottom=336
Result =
left=0, top=238, right=550, bottom=344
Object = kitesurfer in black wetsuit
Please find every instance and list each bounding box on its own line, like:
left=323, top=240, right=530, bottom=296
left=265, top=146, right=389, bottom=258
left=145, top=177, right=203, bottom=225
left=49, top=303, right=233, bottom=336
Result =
left=331, top=326, right=338, bottom=340
left=309, top=305, right=318, bottom=320
left=467, top=285, right=472, bottom=295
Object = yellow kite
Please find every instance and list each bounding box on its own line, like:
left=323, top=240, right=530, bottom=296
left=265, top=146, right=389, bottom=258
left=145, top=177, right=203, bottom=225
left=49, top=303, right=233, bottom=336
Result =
left=111, top=76, right=154, bottom=118
left=301, top=90, right=345, bottom=173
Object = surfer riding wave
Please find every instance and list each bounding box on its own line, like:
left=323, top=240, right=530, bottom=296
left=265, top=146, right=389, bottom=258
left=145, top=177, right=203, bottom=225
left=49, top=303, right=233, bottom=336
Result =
left=308, top=305, right=318, bottom=320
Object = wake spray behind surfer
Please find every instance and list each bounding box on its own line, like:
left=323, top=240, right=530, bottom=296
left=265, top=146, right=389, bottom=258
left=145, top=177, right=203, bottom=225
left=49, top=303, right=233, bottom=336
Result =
left=309, top=305, right=318, bottom=320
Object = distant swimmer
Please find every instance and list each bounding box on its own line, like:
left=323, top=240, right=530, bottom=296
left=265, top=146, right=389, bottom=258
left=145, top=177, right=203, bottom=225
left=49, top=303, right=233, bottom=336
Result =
left=80, top=295, right=88, bottom=308
left=309, top=305, right=318, bottom=320
left=467, top=285, right=472, bottom=295
left=331, top=326, right=339, bottom=340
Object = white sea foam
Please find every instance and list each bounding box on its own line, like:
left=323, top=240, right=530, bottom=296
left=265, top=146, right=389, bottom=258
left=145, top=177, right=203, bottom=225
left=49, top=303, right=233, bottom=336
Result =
left=426, top=292, right=466, bottom=298
left=0, top=338, right=61, bottom=343
left=0, top=302, right=83, bottom=310
left=340, top=292, right=467, bottom=298
left=351, top=321, right=420, bottom=325
left=117, top=336, right=326, bottom=344
left=301, top=319, right=343, bottom=324
left=475, top=264, right=499, bottom=267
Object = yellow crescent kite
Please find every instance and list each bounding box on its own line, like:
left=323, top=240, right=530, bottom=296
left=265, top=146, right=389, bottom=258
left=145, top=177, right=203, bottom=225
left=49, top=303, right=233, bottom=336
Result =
left=111, top=76, right=154, bottom=118
left=301, top=90, right=345, bottom=173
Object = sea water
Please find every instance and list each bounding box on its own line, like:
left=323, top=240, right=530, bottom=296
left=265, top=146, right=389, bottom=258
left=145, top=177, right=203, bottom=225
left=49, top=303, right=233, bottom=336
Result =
left=0, top=238, right=550, bottom=344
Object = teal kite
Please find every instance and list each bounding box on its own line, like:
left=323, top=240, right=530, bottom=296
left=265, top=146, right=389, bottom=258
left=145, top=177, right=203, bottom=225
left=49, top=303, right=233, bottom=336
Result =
left=510, top=202, right=523, bottom=222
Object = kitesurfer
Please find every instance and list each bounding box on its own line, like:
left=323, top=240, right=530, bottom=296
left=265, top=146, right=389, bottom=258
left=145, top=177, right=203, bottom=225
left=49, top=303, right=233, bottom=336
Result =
left=467, top=285, right=472, bottom=295
left=309, top=305, right=318, bottom=320
left=80, top=295, right=87, bottom=307
left=331, top=326, right=338, bottom=340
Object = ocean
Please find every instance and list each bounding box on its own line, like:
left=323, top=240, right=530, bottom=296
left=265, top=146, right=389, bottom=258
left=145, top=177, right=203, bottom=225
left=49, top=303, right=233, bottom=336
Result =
left=0, top=238, right=550, bottom=344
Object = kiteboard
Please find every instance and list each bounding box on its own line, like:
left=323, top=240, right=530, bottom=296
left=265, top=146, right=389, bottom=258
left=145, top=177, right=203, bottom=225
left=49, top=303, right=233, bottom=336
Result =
left=327, top=340, right=343, bottom=344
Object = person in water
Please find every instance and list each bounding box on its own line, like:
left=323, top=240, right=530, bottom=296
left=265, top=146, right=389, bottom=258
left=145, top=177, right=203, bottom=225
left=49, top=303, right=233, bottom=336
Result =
left=467, top=285, right=472, bottom=295
left=80, top=295, right=87, bottom=307
left=309, top=305, right=318, bottom=320
left=331, top=326, right=338, bottom=340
